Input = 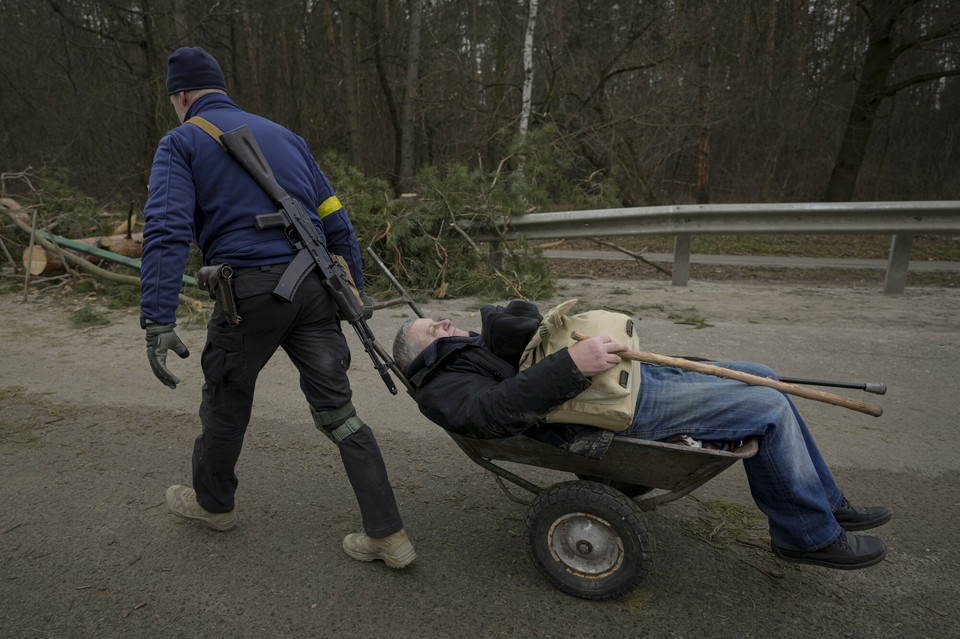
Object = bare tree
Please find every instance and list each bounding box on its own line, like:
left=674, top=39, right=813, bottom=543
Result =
left=398, top=0, right=424, bottom=193
left=337, top=3, right=363, bottom=165
left=695, top=2, right=711, bottom=205
left=2, top=0, right=959, bottom=206
left=519, top=0, right=540, bottom=138
left=824, top=0, right=960, bottom=201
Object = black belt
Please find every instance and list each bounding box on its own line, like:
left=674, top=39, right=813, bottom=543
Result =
left=232, top=263, right=286, bottom=277
left=228, top=253, right=315, bottom=302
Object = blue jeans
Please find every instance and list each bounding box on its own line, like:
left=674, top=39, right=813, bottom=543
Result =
left=622, top=362, right=843, bottom=551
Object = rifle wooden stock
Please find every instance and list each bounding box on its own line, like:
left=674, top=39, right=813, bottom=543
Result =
left=571, top=332, right=883, bottom=417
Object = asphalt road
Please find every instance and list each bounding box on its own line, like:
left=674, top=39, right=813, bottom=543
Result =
left=1, top=278, right=958, bottom=638
left=542, top=249, right=960, bottom=272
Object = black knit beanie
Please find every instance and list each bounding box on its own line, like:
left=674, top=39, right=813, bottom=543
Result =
left=165, top=47, right=227, bottom=95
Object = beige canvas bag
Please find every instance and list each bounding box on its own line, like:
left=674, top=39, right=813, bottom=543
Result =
left=519, top=299, right=641, bottom=431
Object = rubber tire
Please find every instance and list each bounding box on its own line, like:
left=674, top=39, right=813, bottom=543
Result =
left=575, top=473, right=654, bottom=499
left=523, top=480, right=653, bottom=600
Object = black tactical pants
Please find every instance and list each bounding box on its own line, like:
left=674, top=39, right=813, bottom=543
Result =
left=192, top=264, right=403, bottom=537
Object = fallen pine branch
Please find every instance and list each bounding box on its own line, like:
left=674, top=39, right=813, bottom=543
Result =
left=590, top=237, right=671, bottom=276
left=3, top=203, right=200, bottom=313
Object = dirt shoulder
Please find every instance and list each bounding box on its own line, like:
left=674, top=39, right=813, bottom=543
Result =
left=1, top=279, right=959, bottom=638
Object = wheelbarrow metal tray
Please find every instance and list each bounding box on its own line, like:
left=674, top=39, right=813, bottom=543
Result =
left=449, top=432, right=758, bottom=496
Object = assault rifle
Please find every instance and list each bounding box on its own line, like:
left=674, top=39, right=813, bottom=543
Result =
left=218, top=124, right=401, bottom=395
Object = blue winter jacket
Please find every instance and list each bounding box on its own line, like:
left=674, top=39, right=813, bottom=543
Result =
left=140, top=93, right=364, bottom=323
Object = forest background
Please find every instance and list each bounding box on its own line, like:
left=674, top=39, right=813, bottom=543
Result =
left=1, top=0, right=959, bottom=300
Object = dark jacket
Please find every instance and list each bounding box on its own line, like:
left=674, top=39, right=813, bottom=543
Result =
left=406, top=300, right=613, bottom=458
left=140, top=93, right=363, bottom=324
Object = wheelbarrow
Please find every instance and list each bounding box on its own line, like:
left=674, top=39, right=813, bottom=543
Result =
left=364, top=248, right=884, bottom=600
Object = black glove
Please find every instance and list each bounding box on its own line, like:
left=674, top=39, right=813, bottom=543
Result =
left=145, top=323, right=190, bottom=389
left=360, top=290, right=375, bottom=320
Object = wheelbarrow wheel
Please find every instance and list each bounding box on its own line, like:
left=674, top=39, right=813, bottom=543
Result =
left=523, top=480, right=653, bottom=600
left=575, top=474, right=653, bottom=498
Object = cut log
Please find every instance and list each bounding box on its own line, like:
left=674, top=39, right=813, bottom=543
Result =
left=99, top=233, right=143, bottom=257
left=4, top=206, right=200, bottom=309
left=23, top=245, right=95, bottom=275
left=21, top=233, right=143, bottom=275
left=111, top=219, right=144, bottom=236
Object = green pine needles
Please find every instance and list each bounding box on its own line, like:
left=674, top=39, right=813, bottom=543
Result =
left=330, top=126, right=621, bottom=302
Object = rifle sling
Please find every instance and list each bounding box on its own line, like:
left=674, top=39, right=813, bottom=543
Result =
left=187, top=116, right=341, bottom=217
left=186, top=116, right=226, bottom=148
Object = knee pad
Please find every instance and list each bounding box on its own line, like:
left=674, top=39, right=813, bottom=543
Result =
left=311, top=401, right=365, bottom=445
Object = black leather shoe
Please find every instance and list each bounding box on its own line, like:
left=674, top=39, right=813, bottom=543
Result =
left=833, top=497, right=892, bottom=531
left=771, top=530, right=886, bottom=570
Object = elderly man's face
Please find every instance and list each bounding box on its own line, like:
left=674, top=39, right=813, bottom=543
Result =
left=408, top=318, right=470, bottom=352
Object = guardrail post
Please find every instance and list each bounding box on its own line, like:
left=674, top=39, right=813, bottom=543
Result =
left=672, top=234, right=691, bottom=287
left=883, top=234, right=913, bottom=294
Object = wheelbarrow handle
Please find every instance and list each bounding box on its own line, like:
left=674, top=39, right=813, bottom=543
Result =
left=365, top=247, right=424, bottom=318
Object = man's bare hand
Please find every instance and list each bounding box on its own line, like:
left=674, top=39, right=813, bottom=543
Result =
left=568, top=335, right=627, bottom=376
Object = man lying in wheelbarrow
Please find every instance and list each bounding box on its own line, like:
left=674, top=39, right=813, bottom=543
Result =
left=392, top=299, right=891, bottom=571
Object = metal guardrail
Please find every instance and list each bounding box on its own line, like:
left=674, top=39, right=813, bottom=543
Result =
left=469, top=201, right=960, bottom=293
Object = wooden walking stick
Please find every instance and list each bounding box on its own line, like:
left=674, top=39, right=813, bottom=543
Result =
left=571, top=332, right=883, bottom=417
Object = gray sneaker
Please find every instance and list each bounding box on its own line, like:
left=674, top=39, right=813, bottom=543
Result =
left=342, top=528, right=416, bottom=569
left=165, top=485, right=236, bottom=531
